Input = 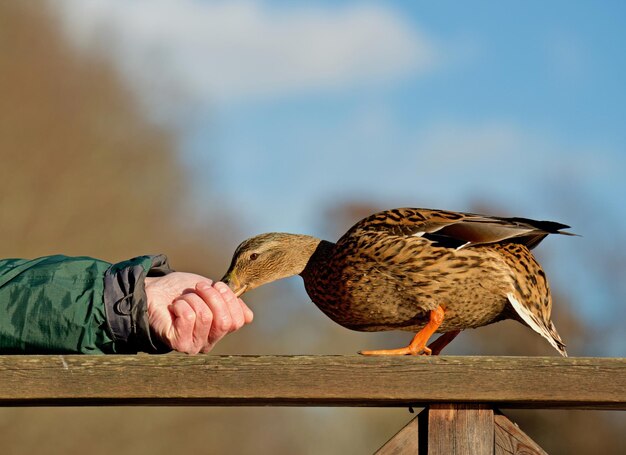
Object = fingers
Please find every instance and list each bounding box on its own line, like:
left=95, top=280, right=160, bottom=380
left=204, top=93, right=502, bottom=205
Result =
left=210, top=282, right=253, bottom=328
left=195, top=282, right=253, bottom=353
left=240, top=298, right=254, bottom=324
left=170, top=292, right=216, bottom=354
left=169, top=298, right=196, bottom=354
left=182, top=291, right=214, bottom=353
left=215, top=282, right=246, bottom=330
left=166, top=280, right=254, bottom=355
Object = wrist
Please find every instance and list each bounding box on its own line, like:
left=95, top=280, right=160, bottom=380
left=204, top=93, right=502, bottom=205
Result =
left=103, top=255, right=173, bottom=354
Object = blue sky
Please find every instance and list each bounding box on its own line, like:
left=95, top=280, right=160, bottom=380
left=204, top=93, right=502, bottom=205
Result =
left=55, top=0, right=625, bottom=353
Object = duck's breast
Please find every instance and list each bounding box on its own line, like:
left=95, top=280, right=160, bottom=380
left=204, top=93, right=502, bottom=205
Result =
left=303, top=243, right=515, bottom=333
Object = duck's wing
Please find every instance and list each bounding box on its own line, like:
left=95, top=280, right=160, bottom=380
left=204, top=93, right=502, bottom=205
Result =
left=340, top=208, right=575, bottom=250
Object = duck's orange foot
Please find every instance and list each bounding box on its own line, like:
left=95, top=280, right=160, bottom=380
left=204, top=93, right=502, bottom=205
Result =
left=358, top=305, right=445, bottom=357
left=427, top=330, right=461, bottom=356
left=359, top=345, right=432, bottom=356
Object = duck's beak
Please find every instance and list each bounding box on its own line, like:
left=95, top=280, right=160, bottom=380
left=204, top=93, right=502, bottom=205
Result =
left=221, top=271, right=248, bottom=298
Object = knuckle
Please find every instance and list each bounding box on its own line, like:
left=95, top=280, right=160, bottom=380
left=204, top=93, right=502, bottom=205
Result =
left=215, top=283, right=234, bottom=300
left=217, top=319, right=232, bottom=332
left=199, top=309, right=213, bottom=325
left=233, top=316, right=245, bottom=331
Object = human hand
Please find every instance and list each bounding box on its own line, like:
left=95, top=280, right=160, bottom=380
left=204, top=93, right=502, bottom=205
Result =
left=145, top=273, right=253, bottom=354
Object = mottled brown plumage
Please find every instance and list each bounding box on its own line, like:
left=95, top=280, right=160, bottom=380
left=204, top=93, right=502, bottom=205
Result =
left=222, top=208, right=573, bottom=356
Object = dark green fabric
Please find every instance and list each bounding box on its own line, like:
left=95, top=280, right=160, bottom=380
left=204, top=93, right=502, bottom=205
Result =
left=0, top=255, right=111, bottom=353
left=0, top=254, right=168, bottom=354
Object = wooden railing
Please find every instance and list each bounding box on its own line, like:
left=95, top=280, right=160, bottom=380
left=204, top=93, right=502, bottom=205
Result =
left=1, top=355, right=624, bottom=453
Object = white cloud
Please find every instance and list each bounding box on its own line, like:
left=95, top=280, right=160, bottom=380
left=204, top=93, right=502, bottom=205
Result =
left=546, top=31, right=588, bottom=84
left=398, top=119, right=619, bottom=186
left=53, top=0, right=436, bottom=107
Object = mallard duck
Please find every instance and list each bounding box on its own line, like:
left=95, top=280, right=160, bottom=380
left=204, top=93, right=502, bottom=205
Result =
left=222, top=208, right=574, bottom=356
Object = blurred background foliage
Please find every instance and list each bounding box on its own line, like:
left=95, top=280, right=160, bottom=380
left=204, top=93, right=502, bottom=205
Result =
left=0, top=2, right=624, bottom=454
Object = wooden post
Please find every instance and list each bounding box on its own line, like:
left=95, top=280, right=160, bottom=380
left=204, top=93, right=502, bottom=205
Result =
left=376, top=405, right=495, bottom=454
left=494, top=412, right=547, bottom=455
left=375, top=416, right=420, bottom=455
left=426, top=404, right=494, bottom=454
left=376, top=406, right=549, bottom=454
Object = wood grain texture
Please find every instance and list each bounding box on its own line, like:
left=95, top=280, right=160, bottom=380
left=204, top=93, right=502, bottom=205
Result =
left=428, top=404, right=494, bottom=455
left=494, top=413, right=547, bottom=455
left=375, top=416, right=419, bottom=454
left=372, top=406, right=552, bottom=454
left=0, top=355, right=624, bottom=408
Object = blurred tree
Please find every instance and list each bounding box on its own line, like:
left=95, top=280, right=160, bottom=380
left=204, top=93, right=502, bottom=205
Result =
left=0, top=1, right=234, bottom=275
left=0, top=3, right=408, bottom=454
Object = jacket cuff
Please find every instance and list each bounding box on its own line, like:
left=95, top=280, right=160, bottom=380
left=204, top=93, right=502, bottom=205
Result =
left=103, top=254, right=173, bottom=353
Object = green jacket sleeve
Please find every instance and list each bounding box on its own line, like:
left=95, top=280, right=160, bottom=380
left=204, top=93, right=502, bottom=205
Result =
left=0, top=254, right=173, bottom=354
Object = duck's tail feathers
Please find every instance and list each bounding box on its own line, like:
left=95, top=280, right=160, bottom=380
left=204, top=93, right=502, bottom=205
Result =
left=507, top=293, right=568, bottom=357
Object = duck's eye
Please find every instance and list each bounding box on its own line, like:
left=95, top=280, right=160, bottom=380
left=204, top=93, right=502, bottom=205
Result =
left=249, top=253, right=259, bottom=261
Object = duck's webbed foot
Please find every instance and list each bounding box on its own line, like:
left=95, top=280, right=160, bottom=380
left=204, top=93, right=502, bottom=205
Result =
left=427, top=330, right=461, bottom=356
left=359, top=345, right=433, bottom=356
left=359, top=306, right=445, bottom=356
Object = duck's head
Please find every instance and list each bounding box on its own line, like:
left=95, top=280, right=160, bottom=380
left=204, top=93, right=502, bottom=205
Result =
left=221, top=232, right=321, bottom=297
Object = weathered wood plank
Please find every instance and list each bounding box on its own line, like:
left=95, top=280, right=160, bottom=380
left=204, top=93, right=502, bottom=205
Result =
left=456, top=405, right=495, bottom=454
left=0, top=355, right=624, bottom=408
left=494, top=413, right=547, bottom=455
left=375, top=416, right=419, bottom=454
left=427, top=404, right=494, bottom=455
